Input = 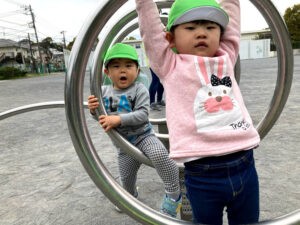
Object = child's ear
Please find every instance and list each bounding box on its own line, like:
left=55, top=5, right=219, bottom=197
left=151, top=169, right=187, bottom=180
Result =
left=104, top=68, right=109, bottom=76
left=165, top=32, right=175, bottom=48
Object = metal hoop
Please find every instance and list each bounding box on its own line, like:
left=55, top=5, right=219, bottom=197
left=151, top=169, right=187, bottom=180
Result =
left=1, top=101, right=299, bottom=225
left=64, top=0, right=296, bottom=224
left=249, top=0, right=293, bottom=139
left=0, top=101, right=64, bottom=120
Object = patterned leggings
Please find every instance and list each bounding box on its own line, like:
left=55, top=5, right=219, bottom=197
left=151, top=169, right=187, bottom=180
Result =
left=117, top=134, right=180, bottom=197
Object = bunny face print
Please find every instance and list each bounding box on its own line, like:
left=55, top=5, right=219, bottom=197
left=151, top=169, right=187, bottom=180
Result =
left=193, top=56, right=249, bottom=132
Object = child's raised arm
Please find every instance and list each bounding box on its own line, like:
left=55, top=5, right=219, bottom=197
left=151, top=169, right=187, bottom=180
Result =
left=219, top=0, right=241, bottom=64
left=135, top=0, right=175, bottom=78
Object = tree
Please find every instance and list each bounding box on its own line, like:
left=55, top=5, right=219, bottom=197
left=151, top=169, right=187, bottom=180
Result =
left=66, top=36, right=99, bottom=51
left=66, top=37, right=76, bottom=51
left=125, top=36, right=137, bottom=41
left=284, top=4, right=300, bottom=47
left=40, top=37, right=53, bottom=49
left=40, top=37, right=63, bottom=52
left=40, top=37, right=53, bottom=59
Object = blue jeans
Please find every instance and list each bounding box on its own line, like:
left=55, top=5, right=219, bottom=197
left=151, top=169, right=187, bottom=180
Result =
left=149, top=68, right=164, bottom=104
left=184, top=150, right=259, bottom=225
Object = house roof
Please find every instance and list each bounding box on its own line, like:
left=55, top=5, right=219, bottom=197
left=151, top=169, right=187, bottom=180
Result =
left=0, top=39, right=30, bottom=49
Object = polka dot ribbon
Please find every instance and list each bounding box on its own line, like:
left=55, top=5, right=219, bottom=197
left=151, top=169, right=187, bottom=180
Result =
left=211, top=74, right=232, bottom=87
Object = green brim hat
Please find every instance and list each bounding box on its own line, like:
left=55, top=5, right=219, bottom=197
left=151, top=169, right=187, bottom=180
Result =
left=104, top=43, right=139, bottom=66
left=166, top=0, right=229, bottom=31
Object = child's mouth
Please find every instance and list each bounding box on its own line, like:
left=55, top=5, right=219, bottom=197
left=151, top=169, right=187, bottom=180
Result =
left=195, top=42, right=208, bottom=48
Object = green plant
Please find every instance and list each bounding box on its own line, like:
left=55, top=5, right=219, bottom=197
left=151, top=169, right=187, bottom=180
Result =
left=0, top=67, right=27, bottom=80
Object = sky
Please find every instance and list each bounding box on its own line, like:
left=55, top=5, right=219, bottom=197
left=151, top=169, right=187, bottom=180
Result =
left=0, top=0, right=299, bottom=45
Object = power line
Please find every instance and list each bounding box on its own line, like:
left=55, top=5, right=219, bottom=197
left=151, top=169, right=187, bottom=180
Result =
left=0, top=1, right=30, bottom=41
left=0, top=25, right=30, bottom=32
left=0, top=10, right=24, bottom=18
left=0, top=2, right=68, bottom=46
left=0, top=18, right=29, bottom=26
left=1, top=0, right=23, bottom=7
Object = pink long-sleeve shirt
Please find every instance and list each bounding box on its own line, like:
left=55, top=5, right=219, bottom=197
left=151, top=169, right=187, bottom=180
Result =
left=135, top=0, right=260, bottom=162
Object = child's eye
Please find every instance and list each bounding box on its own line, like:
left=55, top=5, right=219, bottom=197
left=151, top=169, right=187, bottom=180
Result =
left=207, top=26, right=216, bottom=30
left=185, top=26, right=195, bottom=30
left=206, top=23, right=218, bottom=30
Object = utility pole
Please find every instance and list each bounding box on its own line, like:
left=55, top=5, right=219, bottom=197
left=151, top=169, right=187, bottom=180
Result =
left=61, top=31, right=66, bottom=48
left=27, top=5, right=43, bottom=73
left=28, top=33, right=37, bottom=73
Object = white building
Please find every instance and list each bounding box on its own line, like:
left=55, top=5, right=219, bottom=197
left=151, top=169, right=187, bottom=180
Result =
left=122, top=29, right=273, bottom=62
left=0, top=39, right=30, bottom=69
left=64, top=29, right=275, bottom=72
left=240, top=29, right=272, bottom=59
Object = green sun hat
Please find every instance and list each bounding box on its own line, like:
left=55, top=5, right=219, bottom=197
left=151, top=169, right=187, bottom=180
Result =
left=166, top=0, right=229, bottom=31
left=104, top=43, right=139, bottom=66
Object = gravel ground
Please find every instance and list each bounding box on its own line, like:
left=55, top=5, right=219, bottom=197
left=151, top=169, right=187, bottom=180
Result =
left=0, top=55, right=299, bottom=224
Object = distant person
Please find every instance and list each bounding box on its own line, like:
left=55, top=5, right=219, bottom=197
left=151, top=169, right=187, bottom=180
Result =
left=46, top=61, right=51, bottom=74
left=136, top=0, right=261, bottom=224
left=149, top=68, right=165, bottom=111
left=87, top=43, right=181, bottom=218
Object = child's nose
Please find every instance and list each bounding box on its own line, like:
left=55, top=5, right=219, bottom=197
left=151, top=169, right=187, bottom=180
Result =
left=196, top=28, right=207, bottom=38
left=120, top=66, right=127, bottom=71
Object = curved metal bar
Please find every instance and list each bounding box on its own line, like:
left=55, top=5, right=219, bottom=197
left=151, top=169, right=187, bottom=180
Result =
left=91, top=0, right=293, bottom=157
left=0, top=101, right=89, bottom=121
left=250, top=0, right=294, bottom=139
left=65, top=1, right=192, bottom=224
left=257, top=210, right=300, bottom=225
left=90, top=1, right=174, bottom=167
left=89, top=1, right=241, bottom=165
left=0, top=101, right=65, bottom=121
left=65, top=0, right=296, bottom=224
left=89, top=2, right=151, bottom=167
left=0, top=101, right=298, bottom=224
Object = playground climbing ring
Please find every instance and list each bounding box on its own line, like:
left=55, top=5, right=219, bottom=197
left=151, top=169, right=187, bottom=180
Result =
left=64, top=0, right=297, bottom=224
left=1, top=0, right=298, bottom=224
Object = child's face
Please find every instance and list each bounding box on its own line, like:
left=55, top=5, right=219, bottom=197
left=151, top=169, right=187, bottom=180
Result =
left=166, top=21, right=221, bottom=57
left=105, top=58, right=139, bottom=90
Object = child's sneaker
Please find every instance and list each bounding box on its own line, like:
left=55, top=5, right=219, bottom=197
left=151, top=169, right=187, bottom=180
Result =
left=150, top=102, right=162, bottom=111
left=157, top=100, right=166, bottom=107
left=160, top=194, right=182, bottom=218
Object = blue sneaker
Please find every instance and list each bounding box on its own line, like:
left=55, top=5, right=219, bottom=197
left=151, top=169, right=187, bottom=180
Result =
left=160, top=195, right=182, bottom=218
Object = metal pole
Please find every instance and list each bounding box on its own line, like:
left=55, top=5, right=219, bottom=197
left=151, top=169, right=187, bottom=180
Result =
left=28, top=5, right=43, bottom=73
